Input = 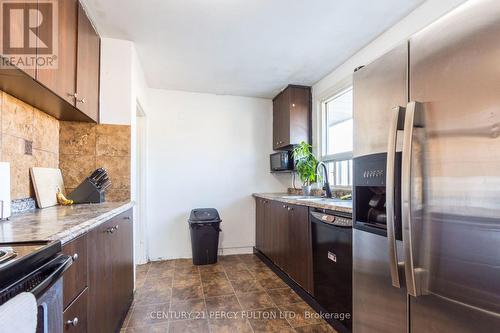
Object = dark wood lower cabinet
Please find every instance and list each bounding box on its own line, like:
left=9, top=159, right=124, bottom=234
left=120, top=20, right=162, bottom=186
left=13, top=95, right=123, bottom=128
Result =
left=63, top=288, right=88, bottom=333
left=62, top=234, right=88, bottom=308
left=111, top=210, right=134, bottom=330
left=287, top=204, right=313, bottom=294
left=255, top=198, right=266, bottom=252
left=88, top=219, right=114, bottom=333
left=254, top=198, right=313, bottom=294
left=87, top=208, right=134, bottom=333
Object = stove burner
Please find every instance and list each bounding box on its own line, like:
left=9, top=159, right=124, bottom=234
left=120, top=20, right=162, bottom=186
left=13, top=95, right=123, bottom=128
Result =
left=0, top=248, right=17, bottom=264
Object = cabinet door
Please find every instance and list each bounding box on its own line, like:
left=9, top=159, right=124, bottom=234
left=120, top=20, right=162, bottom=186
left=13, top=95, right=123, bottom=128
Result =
left=255, top=198, right=265, bottom=252
left=269, top=201, right=287, bottom=270
left=76, top=3, right=100, bottom=122
left=272, top=86, right=311, bottom=149
left=37, top=0, right=77, bottom=104
left=262, top=200, right=273, bottom=259
left=62, top=233, right=88, bottom=309
left=3, top=2, right=36, bottom=78
left=88, top=219, right=114, bottom=333
left=272, top=99, right=280, bottom=150
left=63, top=288, right=88, bottom=333
left=267, top=201, right=280, bottom=263
left=273, top=89, right=291, bottom=150
left=288, top=204, right=313, bottom=293
left=289, top=87, right=310, bottom=146
left=277, top=203, right=290, bottom=272
left=111, top=209, right=134, bottom=332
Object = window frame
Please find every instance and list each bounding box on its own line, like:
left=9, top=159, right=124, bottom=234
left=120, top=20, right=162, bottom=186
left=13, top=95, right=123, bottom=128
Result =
left=319, top=85, right=353, bottom=189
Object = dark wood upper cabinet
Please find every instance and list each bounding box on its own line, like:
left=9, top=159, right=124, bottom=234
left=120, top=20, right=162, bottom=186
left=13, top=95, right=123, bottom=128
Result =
left=4, top=2, right=36, bottom=78
left=0, top=0, right=99, bottom=122
left=37, top=0, right=78, bottom=105
left=272, top=85, right=311, bottom=150
left=76, top=3, right=100, bottom=122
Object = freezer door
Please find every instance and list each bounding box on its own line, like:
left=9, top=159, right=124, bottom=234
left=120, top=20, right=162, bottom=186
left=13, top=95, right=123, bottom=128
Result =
left=353, top=43, right=407, bottom=158
left=407, top=0, right=500, bottom=331
left=353, top=229, right=407, bottom=333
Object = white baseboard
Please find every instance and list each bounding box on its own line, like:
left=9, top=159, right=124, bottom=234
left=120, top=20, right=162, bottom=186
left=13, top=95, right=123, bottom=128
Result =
left=218, top=246, right=254, bottom=256
left=147, top=246, right=254, bottom=263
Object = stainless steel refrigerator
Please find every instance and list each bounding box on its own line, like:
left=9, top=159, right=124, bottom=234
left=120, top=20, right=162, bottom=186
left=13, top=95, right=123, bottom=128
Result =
left=352, top=0, right=500, bottom=332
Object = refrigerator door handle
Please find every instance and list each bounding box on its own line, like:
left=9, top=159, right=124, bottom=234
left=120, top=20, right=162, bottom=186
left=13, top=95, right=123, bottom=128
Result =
left=402, top=101, right=425, bottom=297
left=386, top=106, right=405, bottom=288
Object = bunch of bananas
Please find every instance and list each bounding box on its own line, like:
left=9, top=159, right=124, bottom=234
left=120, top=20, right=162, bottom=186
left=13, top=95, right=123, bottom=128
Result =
left=56, top=188, right=74, bottom=206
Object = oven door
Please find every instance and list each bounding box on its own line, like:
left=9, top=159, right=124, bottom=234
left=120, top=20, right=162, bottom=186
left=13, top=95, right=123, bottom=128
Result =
left=32, top=254, right=72, bottom=333
left=0, top=254, right=72, bottom=333
left=37, top=279, right=63, bottom=333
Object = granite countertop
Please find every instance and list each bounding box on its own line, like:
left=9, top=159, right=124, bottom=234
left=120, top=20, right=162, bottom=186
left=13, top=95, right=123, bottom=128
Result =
left=253, top=193, right=352, bottom=214
left=0, top=201, right=134, bottom=245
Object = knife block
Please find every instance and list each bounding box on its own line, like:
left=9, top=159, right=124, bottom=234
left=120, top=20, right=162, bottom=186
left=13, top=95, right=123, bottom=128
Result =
left=68, top=178, right=105, bottom=204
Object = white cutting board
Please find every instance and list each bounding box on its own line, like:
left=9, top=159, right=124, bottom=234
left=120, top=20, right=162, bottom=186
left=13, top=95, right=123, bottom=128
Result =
left=30, top=167, right=66, bottom=208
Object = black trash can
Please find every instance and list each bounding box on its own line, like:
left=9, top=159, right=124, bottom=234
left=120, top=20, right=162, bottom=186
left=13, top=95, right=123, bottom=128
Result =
left=188, top=208, right=222, bottom=265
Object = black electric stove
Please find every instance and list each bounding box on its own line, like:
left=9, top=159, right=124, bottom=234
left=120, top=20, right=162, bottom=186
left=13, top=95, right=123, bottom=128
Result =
left=0, top=240, right=72, bottom=333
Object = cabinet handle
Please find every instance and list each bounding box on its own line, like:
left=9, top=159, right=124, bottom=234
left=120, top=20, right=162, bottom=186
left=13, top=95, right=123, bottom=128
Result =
left=123, top=216, right=131, bottom=220
left=77, top=97, right=86, bottom=104
left=66, top=317, right=78, bottom=327
left=287, top=207, right=293, bottom=211
left=106, top=227, right=115, bottom=234
left=282, top=205, right=287, bottom=208
left=68, top=93, right=78, bottom=98
left=114, top=225, right=119, bottom=230
left=72, top=253, right=79, bottom=261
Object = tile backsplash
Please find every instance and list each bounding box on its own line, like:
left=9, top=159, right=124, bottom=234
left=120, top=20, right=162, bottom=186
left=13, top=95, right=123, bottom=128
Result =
left=0, top=91, right=59, bottom=199
left=0, top=90, right=131, bottom=204
left=59, top=122, right=131, bottom=202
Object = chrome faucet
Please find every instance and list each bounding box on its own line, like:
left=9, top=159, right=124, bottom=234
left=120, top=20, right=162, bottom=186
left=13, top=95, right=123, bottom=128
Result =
left=316, top=161, right=333, bottom=198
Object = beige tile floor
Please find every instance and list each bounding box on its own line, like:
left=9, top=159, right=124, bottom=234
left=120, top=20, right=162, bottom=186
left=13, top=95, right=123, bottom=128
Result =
left=121, top=254, right=337, bottom=333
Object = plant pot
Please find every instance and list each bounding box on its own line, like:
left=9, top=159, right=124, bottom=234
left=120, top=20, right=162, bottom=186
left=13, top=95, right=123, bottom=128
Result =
left=302, top=185, right=312, bottom=196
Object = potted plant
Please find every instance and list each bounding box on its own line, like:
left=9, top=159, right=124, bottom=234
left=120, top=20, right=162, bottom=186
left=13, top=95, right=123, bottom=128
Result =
left=292, top=141, right=318, bottom=196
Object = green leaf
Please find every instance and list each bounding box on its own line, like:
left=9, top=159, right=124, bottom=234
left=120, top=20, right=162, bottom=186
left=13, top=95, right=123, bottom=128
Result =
left=292, top=141, right=318, bottom=185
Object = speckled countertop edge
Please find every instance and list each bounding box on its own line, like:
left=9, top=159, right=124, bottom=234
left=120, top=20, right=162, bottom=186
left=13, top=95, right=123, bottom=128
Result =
left=253, top=193, right=353, bottom=214
left=0, top=202, right=135, bottom=245
left=56, top=202, right=135, bottom=244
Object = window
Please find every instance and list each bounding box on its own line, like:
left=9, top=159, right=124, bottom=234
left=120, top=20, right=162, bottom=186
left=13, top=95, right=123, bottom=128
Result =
left=321, top=87, right=353, bottom=187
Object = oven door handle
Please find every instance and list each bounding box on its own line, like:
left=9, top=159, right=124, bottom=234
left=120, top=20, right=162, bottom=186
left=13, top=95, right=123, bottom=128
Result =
left=31, top=254, right=72, bottom=299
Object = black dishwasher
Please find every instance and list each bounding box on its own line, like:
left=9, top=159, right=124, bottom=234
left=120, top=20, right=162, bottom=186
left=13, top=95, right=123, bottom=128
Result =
left=311, top=208, right=352, bottom=332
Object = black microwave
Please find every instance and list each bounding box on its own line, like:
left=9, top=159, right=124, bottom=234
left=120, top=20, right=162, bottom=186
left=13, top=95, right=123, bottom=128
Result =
left=270, top=151, right=294, bottom=171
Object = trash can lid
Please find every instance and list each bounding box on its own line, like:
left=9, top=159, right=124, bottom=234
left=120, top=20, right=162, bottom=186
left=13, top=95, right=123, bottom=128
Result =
left=188, top=208, right=221, bottom=223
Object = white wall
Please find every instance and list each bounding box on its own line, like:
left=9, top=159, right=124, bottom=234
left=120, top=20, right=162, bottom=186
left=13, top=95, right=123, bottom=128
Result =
left=99, top=38, right=134, bottom=125
left=99, top=37, right=151, bottom=264
left=311, top=0, right=469, bottom=154
left=146, top=89, right=290, bottom=260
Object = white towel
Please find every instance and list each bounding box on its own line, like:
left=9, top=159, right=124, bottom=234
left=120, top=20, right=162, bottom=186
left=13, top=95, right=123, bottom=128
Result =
left=0, top=292, right=37, bottom=333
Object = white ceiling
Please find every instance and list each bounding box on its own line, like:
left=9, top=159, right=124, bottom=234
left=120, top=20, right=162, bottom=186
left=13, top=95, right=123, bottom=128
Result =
left=82, top=0, right=423, bottom=98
